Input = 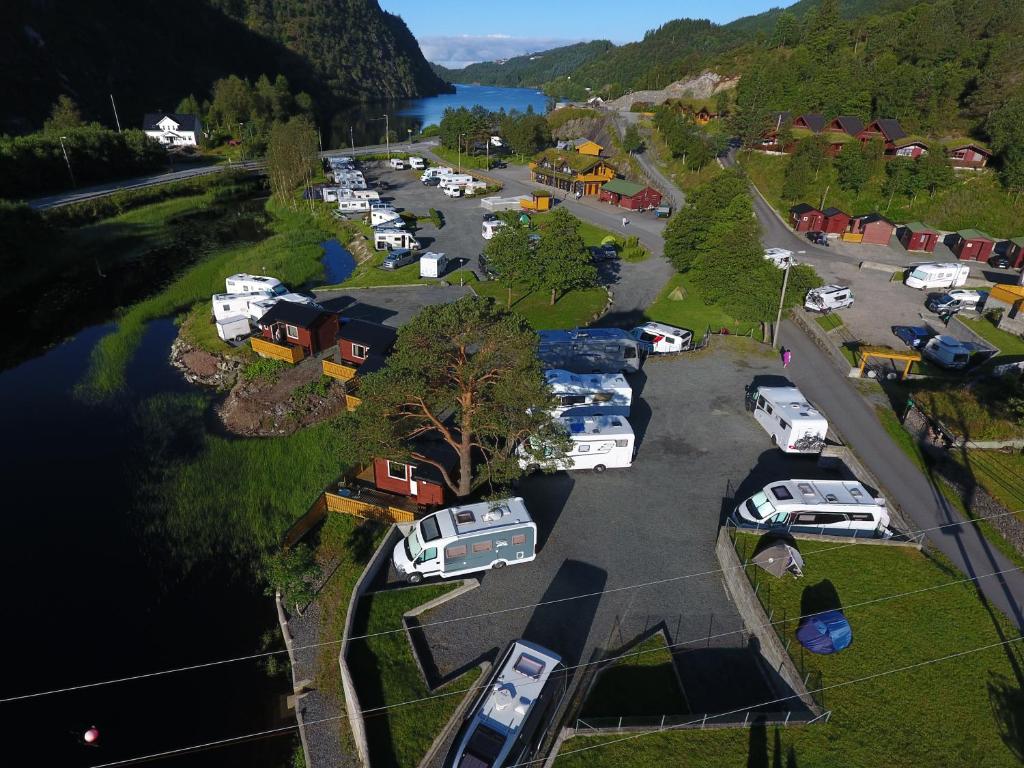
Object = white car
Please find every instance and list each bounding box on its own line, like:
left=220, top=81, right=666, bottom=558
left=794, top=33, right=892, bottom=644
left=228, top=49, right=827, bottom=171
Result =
left=631, top=322, right=693, bottom=353
left=805, top=285, right=854, bottom=313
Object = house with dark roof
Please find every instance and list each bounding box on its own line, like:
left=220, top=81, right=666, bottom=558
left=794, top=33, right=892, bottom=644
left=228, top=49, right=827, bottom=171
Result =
left=856, top=119, right=907, bottom=152
left=790, top=203, right=825, bottom=232
left=142, top=113, right=202, bottom=147
left=337, top=319, right=397, bottom=373
left=846, top=213, right=895, bottom=245
left=256, top=300, right=338, bottom=357
left=598, top=179, right=662, bottom=210
left=760, top=111, right=793, bottom=149
left=821, top=116, right=865, bottom=155
left=821, top=207, right=851, bottom=234
left=529, top=148, right=616, bottom=196
left=899, top=222, right=940, bottom=253
left=951, top=229, right=995, bottom=261
left=792, top=114, right=826, bottom=133
left=893, top=138, right=929, bottom=159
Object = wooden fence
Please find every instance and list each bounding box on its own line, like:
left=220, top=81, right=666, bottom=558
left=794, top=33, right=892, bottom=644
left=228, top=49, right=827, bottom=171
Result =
left=282, top=493, right=328, bottom=549
left=325, top=490, right=417, bottom=524
left=323, top=360, right=358, bottom=381
left=252, top=337, right=305, bottom=363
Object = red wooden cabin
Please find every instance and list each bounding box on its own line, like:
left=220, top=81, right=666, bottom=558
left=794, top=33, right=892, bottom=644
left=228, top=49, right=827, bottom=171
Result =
left=856, top=119, right=907, bottom=152
left=257, top=301, right=338, bottom=356
left=893, top=140, right=929, bottom=159
left=790, top=203, right=824, bottom=232
left=821, top=207, right=851, bottom=234
left=951, top=229, right=995, bottom=261
left=371, top=442, right=457, bottom=507
left=598, top=179, right=662, bottom=210
left=792, top=114, right=825, bottom=133
left=899, top=222, right=939, bottom=253
left=946, top=144, right=991, bottom=169
left=1006, top=238, right=1024, bottom=269
left=848, top=213, right=895, bottom=245
left=337, top=319, right=397, bottom=373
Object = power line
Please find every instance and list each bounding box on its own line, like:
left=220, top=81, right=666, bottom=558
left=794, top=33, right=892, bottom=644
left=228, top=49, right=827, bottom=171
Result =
left=3, top=507, right=1020, bottom=706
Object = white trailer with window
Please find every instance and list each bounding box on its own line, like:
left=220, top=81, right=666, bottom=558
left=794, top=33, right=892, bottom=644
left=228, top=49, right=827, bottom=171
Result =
left=421, top=166, right=454, bottom=182
left=374, top=228, right=420, bottom=251
left=338, top=197, right=370, bottom=212
left=389, top=158, right=407, bottom=170
left=733, top=479, right=890, bottom=537
left=216, top=315, right=251, bottom=341
left=212, top=290, right=274, bottom=321
left=391, top=498, right=537, bottom=583
left=630, top=322, right=693, bottom=354
left=748, top=385, right=827, bottom=453
left=544, top=369, right=631, bottom=417
left=344, top=189, right=379, bottom=201
left=225, top=273, right=286, bottom=295
left=521, top=414, right=635, bottom=472
left=805, top=285, right=854, bottom=313
left=419, top=252, right=450, bottom=278
left=439, top=173, right=474, bottom=188
left=904, top=262, right=970, bottom=290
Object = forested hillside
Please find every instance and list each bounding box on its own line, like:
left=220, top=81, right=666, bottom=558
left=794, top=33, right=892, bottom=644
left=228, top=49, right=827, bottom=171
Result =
left=0, top=0, right=449, bottom=134
left=432, top=41, right=614, bottom=87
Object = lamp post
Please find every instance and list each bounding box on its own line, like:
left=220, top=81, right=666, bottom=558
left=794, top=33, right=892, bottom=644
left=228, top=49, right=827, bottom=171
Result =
left=407, top=128, right=413, bottom=146
left=58, top=136, right=76, bottom=187
left=350, top=125, right=355, bottom=152
left=772, top=258, right=791, bottom=349
left=382, top=114, right=390, bottom=158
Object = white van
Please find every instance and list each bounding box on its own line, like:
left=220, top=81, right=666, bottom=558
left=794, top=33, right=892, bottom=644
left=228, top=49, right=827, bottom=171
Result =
left=922, top=335, right=972, bottom=369
left=521, top=414, right=635, bottom=473
left=482, top=219, right=506, bottom=239
left=545, top=369, right=631, bottom=417
left=389, top=157, right=407, bottom=170
left=442, top=184, right=463, bottom=198
left=748, top=385, right=828, bottom=453
left=419, top=252, right=450, bottom=278
left=421, top=166, right=454, bottom=182
left=408, top=156, right=426, bottom=170
left=905, top=262, right=970, bottom=290
left=391, top=498, right=537, bottom=583
left=733, top=479, right=890, bottom=537
left=374, top=228, right=420, bottom=251
left=630, top=322, right=693, bottom=354
left=805, top=285, right=854, bottom=313
left=764, top=248, right=796, bottom=268
left=338, top=198, right=370, bottom=213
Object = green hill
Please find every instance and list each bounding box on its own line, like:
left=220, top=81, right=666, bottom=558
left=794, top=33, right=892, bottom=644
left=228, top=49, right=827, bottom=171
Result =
left=1, top=0, right=451, bottom=134
left=430, top=41, right=615, bottom=88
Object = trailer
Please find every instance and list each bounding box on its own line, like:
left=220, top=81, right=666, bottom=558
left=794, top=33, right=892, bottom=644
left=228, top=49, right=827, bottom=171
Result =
left=370, top=208, right=403, bottom=227
left=545, top=369, right=632, bottom=417
left=904, top=262, right=970, bottom=290
left=216, top=315, right=251, bottom=341
left=733, top=479, right=890, bottom=537
left=805, top=285, right=854, bottom=313
left=419, top=252, right=450, bottom=278
left=225, top=274, right=286, bottom=295
left=389, top=158, right=407, bottom=170
left=343, top=189, right=380, bottom=201
left=391, top=497, right=537, bottom=583
left=212, top=290, right=274, bottom=321
left=421, top=166, right=454, bottom=183
left=338, top=198, right=370, bottom=213
left=374, top=228, right=420, bottom=251
left=438, top=173, right=474, bottom=187
left=408, top=156, right=426, bottom=170
left=747, top=385, right=827, bottom=453
left=482, top=219, right=506, bottom=239
left=521, top=414, right=635, bottom=472
left=537, top=328, right=641, bottom=374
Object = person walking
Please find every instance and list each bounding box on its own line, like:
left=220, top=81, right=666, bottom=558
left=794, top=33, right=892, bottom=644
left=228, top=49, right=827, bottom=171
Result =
left=621, top=216, right=629, bottom=229
left=782, top=347, right=792, bottom=368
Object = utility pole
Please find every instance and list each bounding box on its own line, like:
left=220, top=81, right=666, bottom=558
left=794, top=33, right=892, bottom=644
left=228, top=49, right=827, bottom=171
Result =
left=772, top=259, right=791, bottom=349
left=458, top=132, right=465, bottom=173
left=58, top=136, right=76, bottom=187
left=110, top=93, right=122, bottom=133
left=407, top=128, right=412, bottom=146
left=350, top=125, right=355, bottom=152
left=318, top=127, right=323, bottom=153
left=382, top=113, right=390, bottom=158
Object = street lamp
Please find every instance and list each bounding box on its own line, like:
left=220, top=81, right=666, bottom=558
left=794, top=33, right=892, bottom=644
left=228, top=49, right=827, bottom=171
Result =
left=407, top=128, right=413, bottom=146
left=382, top=114, right=390, bottom=158
left=58, top=136, right=76, bottom=187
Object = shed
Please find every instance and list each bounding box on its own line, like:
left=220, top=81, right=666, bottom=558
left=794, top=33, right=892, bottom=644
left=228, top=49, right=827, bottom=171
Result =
left=792, top=114, right=826, bottom=133
left=900, top=222, right=939, bottom=253
left=952, top=229, right=995, bottom=261
left=946, top=143, right=991, bottom=169
left=790, top=203, right=824, bottom=232
left=337, top=318, right=397, bottom=371
left=372, top=440, right=458, bottom=507
left=598, top=179, right=662, bottom=210
left=847, top=213, right=895, bottom=245
left=821, top=207, right=851, bottom=234
left=1005, top=237, right=1024, bottom=269
left=257, top=301, right=337, bottom=356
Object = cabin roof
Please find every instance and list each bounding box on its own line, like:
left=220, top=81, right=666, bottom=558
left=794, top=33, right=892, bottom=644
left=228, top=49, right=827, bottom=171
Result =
left=601, top=178, right=648, bottom=197
left=904, top=221, right=937, bottom=234
left=143, top=112, right=201, bottom=131
left=957, top=228, right=993, bottom=241
left=257, top=300, right=328, bottom=328
left=339, top=318, right=397, bottom=350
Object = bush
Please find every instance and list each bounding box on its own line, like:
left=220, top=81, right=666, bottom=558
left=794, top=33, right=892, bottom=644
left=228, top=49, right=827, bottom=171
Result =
left=428, top=207, right=444, bottom=229
left=243, top=357, right=288, bottom=382
left=261, top=544, right=319, bottom=608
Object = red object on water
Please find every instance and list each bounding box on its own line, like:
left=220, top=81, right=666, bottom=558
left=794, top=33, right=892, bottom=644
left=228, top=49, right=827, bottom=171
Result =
left=83, top=727, right=100, bottom=744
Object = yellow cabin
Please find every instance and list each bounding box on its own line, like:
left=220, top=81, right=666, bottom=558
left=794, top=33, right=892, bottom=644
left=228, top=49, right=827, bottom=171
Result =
left=575, top=139, right=603, bottom=156
left=528, top=148, right=616, bottom=197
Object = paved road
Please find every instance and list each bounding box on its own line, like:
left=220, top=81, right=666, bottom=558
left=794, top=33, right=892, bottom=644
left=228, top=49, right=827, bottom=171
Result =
left=614, top=110, right=684, bottom=210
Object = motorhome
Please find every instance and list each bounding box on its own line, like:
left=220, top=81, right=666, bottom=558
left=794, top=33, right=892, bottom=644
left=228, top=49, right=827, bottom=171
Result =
left=334, top=174, right=367, bottom=190
left=764, top=248, right=796, bottom=268
left=442, top=183, right=463, bottom=198
left=419, top=252, right=450, bottom=278
left=389, top=158, right=407, bottom=170
left=343, top=189, right=379, bottom=201
left=337, top=197, right=370, bottom=213
left=537, top=328, right=642, bottom=374
left=630, top=322, right=692, bottom=354
left=733, top=479, right=891, bottom=537
left=904, top=262, right=970, bottom=290
left=926, top=289, right=984, bottom=314
left=391, top=498, right=537, bottom=583
left=464, top=180, right=487, bottom=195
left=381, top=248, right=418, bottom=270
left=408, top=156, right=426, bottom=170
left=922, top=335, right=972, bottom=369
left=482, top=219, right=506, bottom=239
left=421, top=166, right=454, bottom=183
left=438, top=173, right=474, bottom=188
left=216, top=315, right=251, bottom=342
left=321, top=186, right=341, bottom=203
left=522, top=414, right=635, bottom=472
left=443, top=639, right=565, bottom=768
left=225, top=274, right=286, bottom=295
left=804, top=285, right=854, bottom=313
left=747, top=385, right=828, bottom=453
left=544, top=369, right=631, bottom=417
left=374, top=228, right=420, bottom=251
left=212, top=290, right=274, bottom=322
left=369, top=210, right=402, bottom=229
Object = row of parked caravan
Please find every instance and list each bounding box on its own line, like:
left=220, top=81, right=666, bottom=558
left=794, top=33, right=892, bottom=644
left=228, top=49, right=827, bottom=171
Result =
left=210, top=274, right=317, bottom=341
left=418, top=164, right=487, bottom=198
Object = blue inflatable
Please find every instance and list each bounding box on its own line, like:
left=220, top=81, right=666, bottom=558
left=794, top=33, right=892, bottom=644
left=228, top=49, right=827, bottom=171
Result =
left=796, top=610, right=852, bottom=654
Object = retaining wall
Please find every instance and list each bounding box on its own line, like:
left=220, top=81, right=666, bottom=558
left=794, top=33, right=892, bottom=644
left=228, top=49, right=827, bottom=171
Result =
left=276, top=592, right=313, bottom=768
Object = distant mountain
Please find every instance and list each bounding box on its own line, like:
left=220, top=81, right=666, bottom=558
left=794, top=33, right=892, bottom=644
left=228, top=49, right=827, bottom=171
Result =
left=0, top=0, right=451, bottom=134
left=431, top=41, right=615, bottom=88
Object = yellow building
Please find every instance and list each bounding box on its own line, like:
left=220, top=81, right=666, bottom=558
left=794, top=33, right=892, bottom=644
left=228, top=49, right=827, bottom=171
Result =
left=529, top=148, right=616, bottom=196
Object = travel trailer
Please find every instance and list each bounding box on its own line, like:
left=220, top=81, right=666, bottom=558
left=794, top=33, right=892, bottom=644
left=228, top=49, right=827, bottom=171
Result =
left=374, top=228, right=420, bottom=251
left=389, top=158, right=407, bottom=170
left=545, top=369, right=632, bottom=417
left=630, top=322, right=692, bottom=354
left=442, top=183, right=463, bottom=198
left=370, top=208, right=402, bottom=227
left=522, top=414, right=635, bottom=472
left=764, top=248, right=796, bottom=268
left=482, top=219, right=506, bottom=239
left=443, top=639, right=566, bottom=768
left=381, top=248, right=418, bottom=270
left=392, top=498, right=537, bottom=583
left=212, top=290, right=274, bottom=322
left=343, top=189, right=379, bottom=201
left=421, top=166, right=454, bottom=183
left=338, top=197, right=370, bottom=213
left=225, top=274, right=286, bottom=295
left=922, top=335, right=972, bottom=369
left=804, top=285, right=855, bottom=313
left=215, top=315, right=251, bottom=342
left=408, top=156, right=426, bottom=170
left=537, top=328, right=642, bottom=374
left=747, top=385, right=828, bottom=453
left=438, top=172, right=474, bottom=187
left=904, top=263, right=970, bottom=290
left=733, top=479, right=891, bottom=537
left=419, top=252, right=450, bottom=278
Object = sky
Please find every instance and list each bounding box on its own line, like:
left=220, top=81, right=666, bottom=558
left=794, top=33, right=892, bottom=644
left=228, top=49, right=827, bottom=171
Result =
left=380, top=0, right=788, bottom=69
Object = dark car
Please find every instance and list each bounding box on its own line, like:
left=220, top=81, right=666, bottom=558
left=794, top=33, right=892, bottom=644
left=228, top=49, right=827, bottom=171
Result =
left=422, top=176, right=441, bottom=187
left=590, top=244, right=619, bottom=262
left=806, top=231, right=829, bottom=246
left=892, top=325, right=932, bottom=349
left=482, top=212, right=497, bottom=222
left=490, top=161, right=507, bottom=169
left=988, top=254, right=1012, bottom=270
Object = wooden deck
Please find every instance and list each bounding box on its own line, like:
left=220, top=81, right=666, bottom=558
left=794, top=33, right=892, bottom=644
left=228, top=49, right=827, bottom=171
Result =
left=323, top=359, right=358, bottom=381
left=252, top=337, right=305, bottom=363
left=325, top=485, right=418, bottom=524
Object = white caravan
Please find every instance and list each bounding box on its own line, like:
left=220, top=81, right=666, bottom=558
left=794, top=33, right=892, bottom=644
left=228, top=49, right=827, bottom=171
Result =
left=464, top=181, right=487, bottom=195
left=225, top=274, right=286, bottom=295
left=749, top=385, right=828, bottom=453
left=321, top=186, right=342, bottom=203
left=545, top=369, right=632, bottom=417
left=338, top=198, right=370, bottom=213
left=419, top=252, right=450, bottom=278
left=630, top=322, right=693, bottom=354
left=804, top=285, right=854, bottom=313
left=904, top=262, right=970, bottom=290
left=442, top=184, right=463, bottom=198
left=764, top=248, right=796, bottom=268
left=438, top=173, right=474, bottom=188
left=922, top=335, right=972, bottom=369
left=733, top=479, right=891, bottom=537
left=343, top=189, right=379, bottom=201
left=522, top=414, right=635, bottom=472
left=392, top=498, right=537, bottom=583
left=374, top=228, right=420, bottom=251
left=212, top=290, right=274, bottom=321
left=216, top=315, right=251, bottom=342
left=421, top=166, right=454, bottom=182
left=389, top=158, right=407, bottom=170
left=482, top=219, right=506, bottom=239
left=408, top=156, right=426, bottom=170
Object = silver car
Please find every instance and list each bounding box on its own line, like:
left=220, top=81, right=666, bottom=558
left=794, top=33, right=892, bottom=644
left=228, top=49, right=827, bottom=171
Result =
left=381, top=248, right=418, bottom=270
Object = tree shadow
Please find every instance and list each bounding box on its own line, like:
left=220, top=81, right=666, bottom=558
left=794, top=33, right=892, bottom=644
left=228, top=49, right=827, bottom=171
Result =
left=989, top=672, right=1024, bottom=761
left=747, top=715, right=768, bottom=768
left=522, top=559, right=607, bottom=668
left=800, top=580, right=843, bottom=617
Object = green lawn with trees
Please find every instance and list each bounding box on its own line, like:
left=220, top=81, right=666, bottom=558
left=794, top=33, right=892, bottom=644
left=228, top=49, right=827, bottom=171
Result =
left=644, top=274, right=756, bottom=342
left=438, top=105, right=552, bottom=163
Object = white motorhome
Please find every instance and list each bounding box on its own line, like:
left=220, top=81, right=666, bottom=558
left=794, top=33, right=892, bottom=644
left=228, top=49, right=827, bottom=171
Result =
left=748, top=385, right=828, bottom=453
left=804, top=285, right=854, bottom=313
left=391, top=498, right=537, bottom=583
left=764, top=248, right=796, bottom=268
left=337, top=198, right=370, bottom=213
left=321, top=186, right=342, bottom=203
left=374, top=228, right=420, bottom=251
left=733, top=479, right=891, bottom=537
left=545, top=369, right=631, bottom=417
left=389, top=158, right=407, bottom=170
left=421, top=166, right=454, bottom=182
left=216, top=315, right=251, bottom=342
left=482, top=219, right=506, bottom=239
left=522, top=414, right=635, bottom=472
left=343, top=189, right=380, bottom=201
left=905, top=262, right=970, bottom=290
left=408, top=156, right=426, bottom=170
left=439, top=173, right=474, bottom=188
left=922, top=334, right=972, bottom=369
left=630, top=322, right=692, bottom=354
left=212, top=290, right=274, bottom=322
left=442, top=184, right=463, bottom=198
left=537, top=328, right=642, bottom=374
left=225, top=274, right=286, bottom=295
left=419, top=252, right=450, bottom=278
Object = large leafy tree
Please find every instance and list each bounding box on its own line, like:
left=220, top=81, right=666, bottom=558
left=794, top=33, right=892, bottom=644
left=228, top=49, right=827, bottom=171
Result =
left=267, top=116, right=318, bottom=207
left=483, top=226, right=536, bottom=307
left=336, top=297, right=566, bottom=498
left=535, top=207, right=598, bottom=305
left=835, top=144, right=869, bottom=192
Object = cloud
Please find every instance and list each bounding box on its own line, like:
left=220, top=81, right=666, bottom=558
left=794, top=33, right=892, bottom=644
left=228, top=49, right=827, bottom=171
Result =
left=419, top=35, right=583, bottom=70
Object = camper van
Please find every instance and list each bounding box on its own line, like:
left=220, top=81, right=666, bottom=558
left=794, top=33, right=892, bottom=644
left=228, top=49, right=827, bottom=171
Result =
left=374, top=228, right=420, bottom=251
left=343, top=189, right=379, bottom=201
left=537, top=328, right=642, bottom=374
left=216, top=315, right=251, bottom=342
left=805, top=285, right=854, bottom=313
left=905, top=263, right=970, bottom=290
left=442, top=183, right=463, bottom=198
left=748, top=385, right=828, bottom=453
left=926, top=289, right=985, bottom=314
left=408, top=156, right=426, bottom=170
left=389, top=158, right=407, bottom=170
left=922, top=335, right=972, bottom=369
left=630, top=322, right=693, bottom=354
left=522, top=414, right=635, bottom=472
left=212, top=290, right=274, bottom=322
left=225, top=274, right=286, bottom=296
left=545, top=369, right=631, bottom=417
left=370, top=208, right=402, bottom=227
left=338, top=198, right=371, bottom=213
left=421, top=166, right=454, bottom=183
left=764, top=248, right=796, bottom=268
left=482, top=219, right=506, bottom=239
left=381, top=248, right=418, bottom=270
left=438, top=173, right=474, bottom=188
left=733, top=479, right=891, bottom=537
left=443, top=639, right=565, bottom=768
left=419, top=252, right=449, bottom=278
left=391, top=498, right=537, bottom=583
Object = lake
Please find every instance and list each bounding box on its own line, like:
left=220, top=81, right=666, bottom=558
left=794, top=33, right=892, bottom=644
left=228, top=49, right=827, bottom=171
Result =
left=326, top=83, right=549, bottom=149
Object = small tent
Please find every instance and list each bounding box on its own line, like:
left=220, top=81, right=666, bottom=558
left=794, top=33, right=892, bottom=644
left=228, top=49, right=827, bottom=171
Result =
left=752, top=542, right=805, bottom=578
left=796, top=610, right=852, bottom=654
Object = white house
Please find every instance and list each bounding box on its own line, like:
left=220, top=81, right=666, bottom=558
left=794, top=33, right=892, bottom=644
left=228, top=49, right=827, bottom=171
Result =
left=142, top=113, right=202, bottom=147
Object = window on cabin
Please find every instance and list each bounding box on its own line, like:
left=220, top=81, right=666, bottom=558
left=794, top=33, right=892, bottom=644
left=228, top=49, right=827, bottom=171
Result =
left=387, top=461, right=407, bottom=480
left=286, top=324, right=299, bottom=340
left=351, top=343, right=369, bottom=360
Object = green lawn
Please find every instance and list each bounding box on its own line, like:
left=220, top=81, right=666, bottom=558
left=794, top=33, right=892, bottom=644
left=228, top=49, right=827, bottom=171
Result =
left=429, top=145, right=509, bottom=172
left=953, top=449, right=1024, bottom=514
left=959, top=316, right=1024, bottom=359
left=648, top=124, right=724, bottom=194
left=580, top=634, right=687, bottom=718
left=470, top=274, right=608, bottom=329
left=644, top=273, right=757, bottom=342
left=814, top=313, right=844, bottom=332
left=340, top=248, right=434, bottom=287
left=557, top=535, right=1024, bottom=768
left=349, top=585, right=482, bottom=768
left=739, top=151, right=1024, bottom=238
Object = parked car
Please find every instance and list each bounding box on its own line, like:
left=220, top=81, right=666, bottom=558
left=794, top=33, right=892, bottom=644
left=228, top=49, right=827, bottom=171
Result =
left=380, top=248, right=418, bottom=270
left=988, top=253, right=1013, bottom=270
left=926, top=289, right=985, bottom=315
left=922, top=335, right=972, bottom=369
left=482, top=212, right=497, bottom=222
left=892, top=325, right=933, bottom=349
left=422, top=176, right=441, bottom=187
left=806, top=231, right=829, bottom=246
left=591, top=244, right=619, bottom=262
